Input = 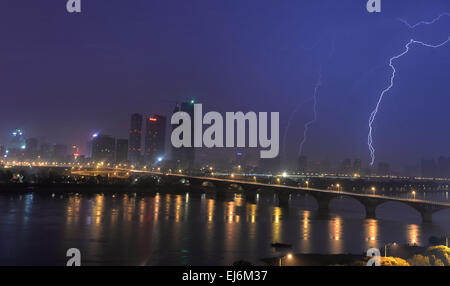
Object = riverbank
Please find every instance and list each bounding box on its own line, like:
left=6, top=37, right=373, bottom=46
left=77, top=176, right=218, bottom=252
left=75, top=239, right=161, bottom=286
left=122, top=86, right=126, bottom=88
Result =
left=261, top=253, right=363, bottom=266
left=261, top=243, right=450, bottom=266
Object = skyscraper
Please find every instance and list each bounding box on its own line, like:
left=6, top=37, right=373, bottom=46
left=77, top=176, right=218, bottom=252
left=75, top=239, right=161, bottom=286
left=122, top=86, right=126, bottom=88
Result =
left=144, top=115, right=166, bottom=166
left=91, top=135, right=115, bottom=162
left=9, top=129, right=26, bottom=150
left=129, top=113, right=143, bottom=165
left=171, top=101, right=195, bottom=170
left=39, top=143, right=51, bottom=161
left=25, top=138, right=38, bottom=160
left=116, top=139, right=128, bottom=163
left=0, top=145, right=5, bottom=158
left=7, top=129, right=26, bottom=159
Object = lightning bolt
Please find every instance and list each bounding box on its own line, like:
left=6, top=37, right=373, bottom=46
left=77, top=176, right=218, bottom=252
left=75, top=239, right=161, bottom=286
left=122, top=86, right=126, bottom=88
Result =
left=368, top=36, right=450, bottom=166
left=282, top=97, right=312, bottom=157
left=283, top=36, right=335, bottom=159
left=399, top=13, right=450, bottom=29
left=298, top=69, right=322, bottom=156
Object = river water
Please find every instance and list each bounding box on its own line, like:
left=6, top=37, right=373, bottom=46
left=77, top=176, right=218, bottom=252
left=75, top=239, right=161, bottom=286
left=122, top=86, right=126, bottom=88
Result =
left=0, top=190, right=449, bottom=265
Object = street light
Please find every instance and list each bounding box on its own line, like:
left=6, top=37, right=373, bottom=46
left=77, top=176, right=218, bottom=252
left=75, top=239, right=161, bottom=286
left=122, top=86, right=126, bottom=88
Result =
left=384, top=242, right=397, bottom=257
left=336, top=184, right=340, bottom=192
left=371, top=186, right=376, bottom=195
left=279, top=253, right=293, bottom=266
left=305, top=180, right=309, bottom=188
left=412, top=190, right=416, bottom=200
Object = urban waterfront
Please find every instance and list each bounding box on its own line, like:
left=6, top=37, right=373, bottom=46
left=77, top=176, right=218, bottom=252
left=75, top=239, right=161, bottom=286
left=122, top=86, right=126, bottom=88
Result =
left=1, top=189, right=449, bottom=266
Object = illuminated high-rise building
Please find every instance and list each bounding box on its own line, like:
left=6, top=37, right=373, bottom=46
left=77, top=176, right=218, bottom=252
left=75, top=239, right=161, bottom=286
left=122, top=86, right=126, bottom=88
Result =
left=7, top=129, right=26, bottom=159
left=9, top=129, right=26, bottom=150
left=144, top=115, right=166, bottom=166
left=91, top=135, right=115, bottom=162
left=171, top=101, right=195, bottom=170
left=129, top=113, right=143, bottom=165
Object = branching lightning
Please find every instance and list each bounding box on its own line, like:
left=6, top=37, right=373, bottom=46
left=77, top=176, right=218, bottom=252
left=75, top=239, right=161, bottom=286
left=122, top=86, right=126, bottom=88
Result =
left=298, top=69, right=322, bottom=156
left=398, top=13, right=450, bottom=29
left=368, top=36, right=450, bottom=166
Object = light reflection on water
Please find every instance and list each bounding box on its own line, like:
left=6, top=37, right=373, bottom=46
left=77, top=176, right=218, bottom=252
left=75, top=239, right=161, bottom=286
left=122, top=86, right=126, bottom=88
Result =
left=0, top=190, right=449, bottom=265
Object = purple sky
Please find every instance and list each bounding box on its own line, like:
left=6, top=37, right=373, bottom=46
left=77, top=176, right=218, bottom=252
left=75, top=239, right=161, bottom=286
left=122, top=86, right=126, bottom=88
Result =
left=1, top=0, right=450, bottom=170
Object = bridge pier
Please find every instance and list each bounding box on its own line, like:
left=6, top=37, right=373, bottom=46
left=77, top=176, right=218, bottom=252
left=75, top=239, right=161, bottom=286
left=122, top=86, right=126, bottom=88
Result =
left=310, top=193, right=332, bottom=218
left=317, top=198, right=330, bottom=214
left=410, top=204, right=447, bottom=224
left=244, top=190, right=258, bottom=204
left=151, top=174, right=450, bottom=225
left=215, top=189, right=228, bottom=201
left=358, top=198, right=381, bottom=219
left=420, top=211, right=433, bottom=224
left=277, top=191, right=291, bottom=208
left=188, top=178, right=205, bottom=191
left=213, top=181, right=231, bottom=192
left=365, top=204, right=377, bottom=219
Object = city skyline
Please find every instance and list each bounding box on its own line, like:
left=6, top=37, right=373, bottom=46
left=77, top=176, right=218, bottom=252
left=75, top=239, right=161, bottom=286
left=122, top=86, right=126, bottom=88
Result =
left=4, top=121, right=450, bottom=178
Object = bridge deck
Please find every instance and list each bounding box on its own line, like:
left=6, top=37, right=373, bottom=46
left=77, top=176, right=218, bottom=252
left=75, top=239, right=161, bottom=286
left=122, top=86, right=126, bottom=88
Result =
left=129, top=170, right=450, bottom=208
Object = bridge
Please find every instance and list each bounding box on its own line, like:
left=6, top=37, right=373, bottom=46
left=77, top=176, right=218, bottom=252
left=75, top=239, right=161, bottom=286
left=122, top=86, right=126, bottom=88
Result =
left=122, top=170, right=450, bottom=224
left=20, top=165, right=449, bottom=224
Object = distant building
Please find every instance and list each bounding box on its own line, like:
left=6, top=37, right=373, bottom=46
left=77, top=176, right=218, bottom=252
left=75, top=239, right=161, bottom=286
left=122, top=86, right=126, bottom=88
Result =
left=339, top=158, right=352, bottom=174
left=6, top=129, right=26, bottom=160
left=9, top=129, right=26, bottom=150
left=39, top=143, right=51, bottom=161
left=25, top=138, right=39, bottom=160
left=377, top=162, right=390, bottom=176
left=92, top=135, right=115, bottom=162
left=0, top=145, right=5, bottom=158
left=353, top=159, right=362, bottom=174
left=298, top=155, right=308, bottom=173
left=144, top=115, right=166, bottom=166
left=115, top=139, right=128, bottom=163
left=129, top=113, right=143, bottom=165
left=171, top=102, right=195, bottom=170
left=421, top=159, right=437, bottom=178
left=437, top=156, right=450, bottom=178
left=71, top=145, right=81, bottom=161
left=53, top=144, right=68, bottom=162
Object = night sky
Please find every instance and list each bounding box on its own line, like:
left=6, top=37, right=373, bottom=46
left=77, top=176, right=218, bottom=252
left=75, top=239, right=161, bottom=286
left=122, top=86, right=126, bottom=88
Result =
left=1, top=0, right=450, bottom=170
